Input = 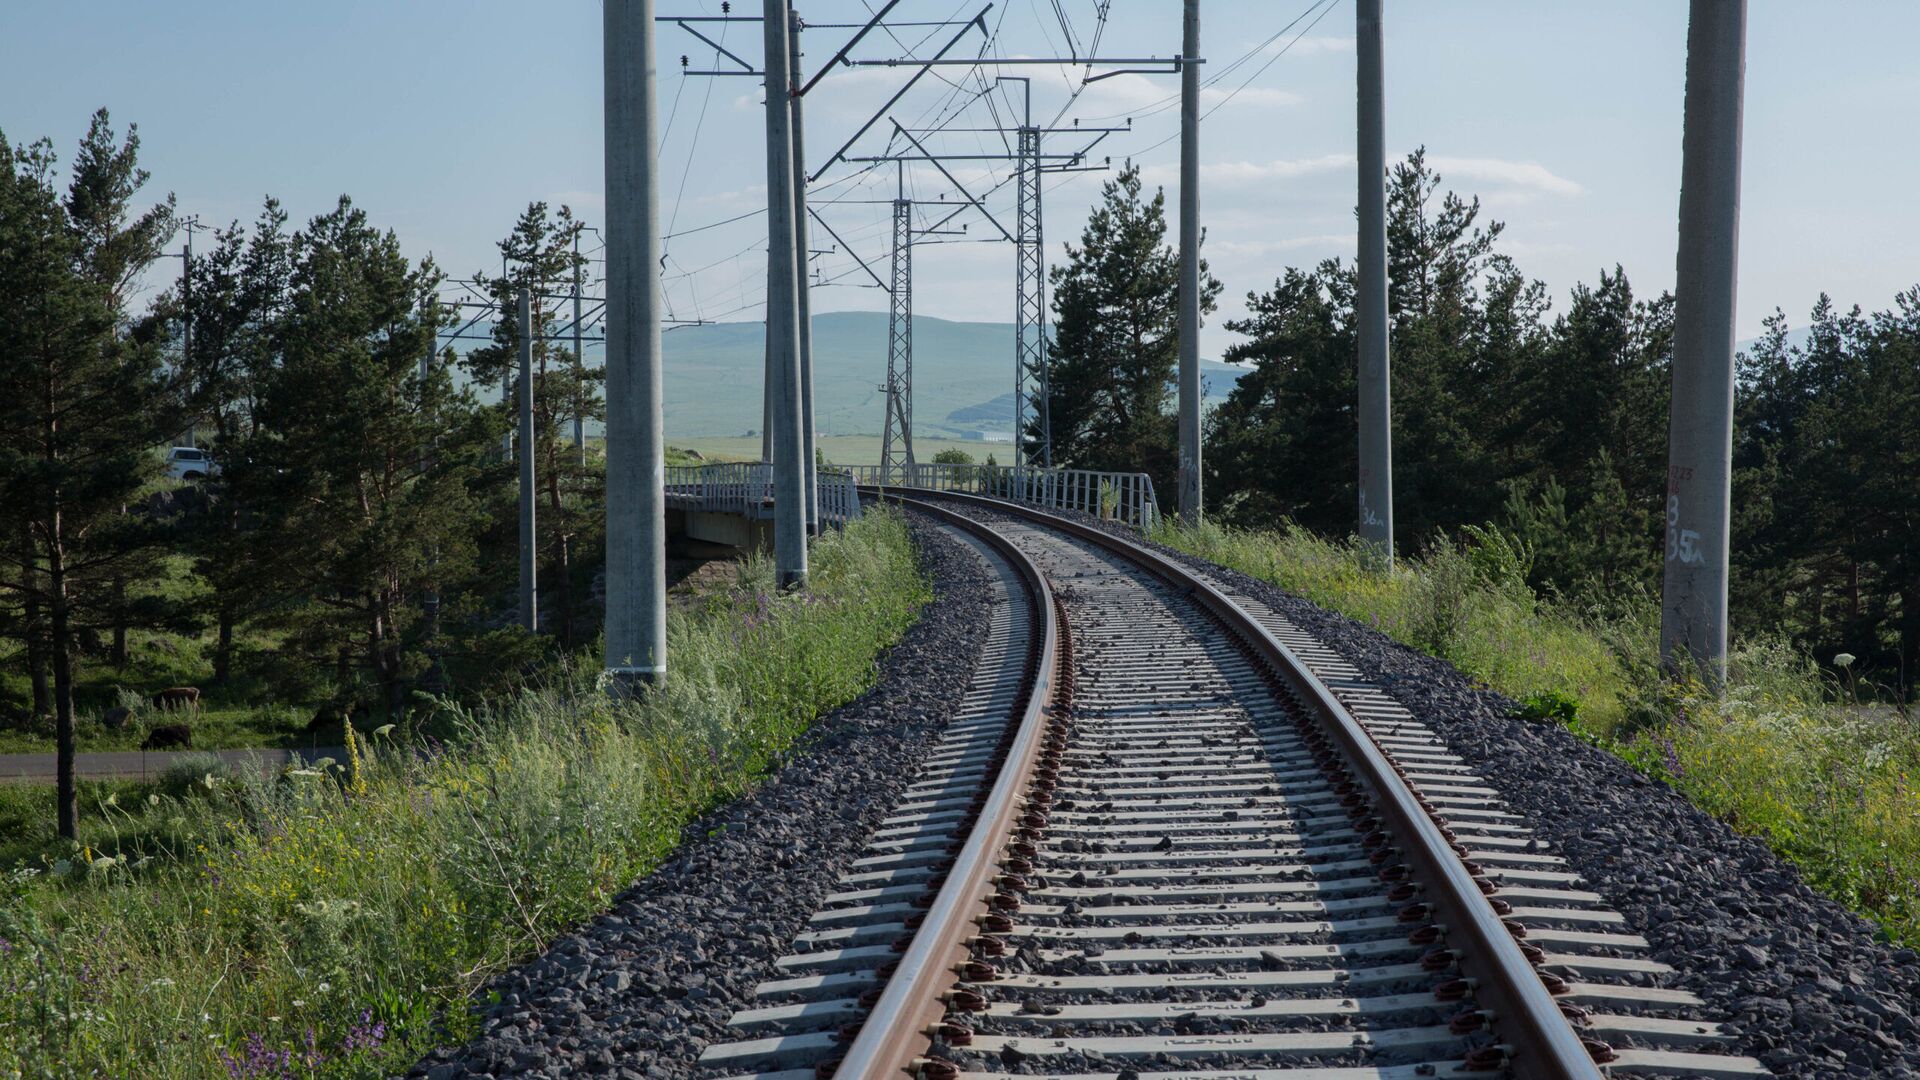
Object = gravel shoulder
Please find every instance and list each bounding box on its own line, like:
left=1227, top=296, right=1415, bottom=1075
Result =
left=1071, top=510, right=1920, bottom=1080
left=406, top=511, right=995, bottom=1080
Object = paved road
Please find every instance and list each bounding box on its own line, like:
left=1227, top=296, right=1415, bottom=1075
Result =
left=0, top=746, right=346, bottom=783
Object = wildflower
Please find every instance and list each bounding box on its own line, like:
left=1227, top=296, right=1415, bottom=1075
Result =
left=344, top=1009, right=389, bottom=1054
left=1834, top=652, right=1856, bottom=668
left=1659, top=737, right=1685, bottom=779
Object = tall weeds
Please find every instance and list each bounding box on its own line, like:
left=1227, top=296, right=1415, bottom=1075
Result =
left=1156, top=518, right=1920, bottom=947
left=0, top=509, right=927, bottom=1079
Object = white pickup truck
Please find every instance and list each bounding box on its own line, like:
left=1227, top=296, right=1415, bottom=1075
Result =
left=164, top=446, right=218, bottom=481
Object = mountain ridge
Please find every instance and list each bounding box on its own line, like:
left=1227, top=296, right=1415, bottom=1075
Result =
left=658, top=310, right=1246, bottom=439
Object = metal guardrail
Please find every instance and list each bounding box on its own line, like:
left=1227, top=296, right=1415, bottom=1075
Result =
left=844, top=462, right=1160, bottom=532
left=664, top=462, right=861, bottom=525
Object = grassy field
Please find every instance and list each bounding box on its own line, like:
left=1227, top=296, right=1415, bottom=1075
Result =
left=0, top=508, right=928, bottom=1079
left=1156, top=518, right=1920, bottom=948
left=0, top=549, right=321, bottom=755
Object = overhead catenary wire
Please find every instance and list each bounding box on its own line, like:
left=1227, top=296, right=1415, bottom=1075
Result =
left=661, top=0, right=1343, bottom=332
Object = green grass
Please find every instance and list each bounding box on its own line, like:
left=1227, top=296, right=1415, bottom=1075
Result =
left=1156, top=518, right=1920, bottom=948
left=0, top=552, right=319, bottom=754
left=0, top=508, right=929, bottom=1079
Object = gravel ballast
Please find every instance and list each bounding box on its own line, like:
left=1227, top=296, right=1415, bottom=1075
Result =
left=407, top=511, right=996, bottom=1080
left=1025, top=504, right=1920, bottom=1080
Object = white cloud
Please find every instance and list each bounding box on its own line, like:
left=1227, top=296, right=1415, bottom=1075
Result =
left=1264, top=34, right=1353, bottom=57
left=1426, top=156, right=1583, bottom=197
left=1211, top=234, right=1349, bottom=258
left=1155, top=154, right=1352, bottom=188
left=1199, top=86, right=1303, bottom=110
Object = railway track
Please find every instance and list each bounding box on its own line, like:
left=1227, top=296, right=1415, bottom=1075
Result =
left=697, top=492, right=1768, bottom=1080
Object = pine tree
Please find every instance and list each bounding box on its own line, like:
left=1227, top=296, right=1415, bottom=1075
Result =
left=464, top=203, right=602, bottom=646
left=160, top=200, right=297, bottom=682
left=246, top=197, right=490, bottom=716
left=0, top=125, right=177, bottom=838
left=1207, top=263, right=1356, bottom=532
left=1039, top=163, right=1219, bottom=493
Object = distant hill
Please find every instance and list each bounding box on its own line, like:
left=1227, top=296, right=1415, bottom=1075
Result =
left=657, top=311, right=1247, bottom=439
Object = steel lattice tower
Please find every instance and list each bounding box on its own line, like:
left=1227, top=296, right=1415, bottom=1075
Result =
left=880, top=193, right=915, bottom=479
left=1013, top=125, right=1050, bottom=468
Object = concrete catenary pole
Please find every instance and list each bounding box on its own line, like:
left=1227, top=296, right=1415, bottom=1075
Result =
left=1661, top=0, right=1746, bottom=685
left=517, top=288, right=538, bottom=632
left=790, top=10, right=819, bottom=532
left=1176, top=0, right=1203, bottom=524
left=181, top=225, right=195, bottom=446
left=1354, top=0, right=1394, bottom=568
left=572, top=229, right=587, bottom=469
left=604, top=0, right=669, bottom=684
left=763, top=0, right=808, bottom=587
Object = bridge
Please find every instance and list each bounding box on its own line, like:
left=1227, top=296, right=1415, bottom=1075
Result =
left=663, top=461, right=1161, bottom=550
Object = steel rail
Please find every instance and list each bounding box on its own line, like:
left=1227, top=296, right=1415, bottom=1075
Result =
left=829, top=493, right=1062, bottom=1080
left=861, top=487, right=1605, bottom=1080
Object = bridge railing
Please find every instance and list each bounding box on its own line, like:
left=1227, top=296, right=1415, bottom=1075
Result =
left=846, top=463, right=1161, bottom=532
left=665, top=462, right=861, bottom=526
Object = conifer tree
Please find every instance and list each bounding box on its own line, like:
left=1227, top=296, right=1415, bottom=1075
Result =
left=0, top=123, right=177, bottom=837
left=245, top=197, right=491, bottom=716
left=1039, top=162, right=1219, bottom=492
left=465, top=202, right=602, bottom=646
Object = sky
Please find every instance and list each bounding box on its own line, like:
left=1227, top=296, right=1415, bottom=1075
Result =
left=6, top=1, right=1919, bottom=361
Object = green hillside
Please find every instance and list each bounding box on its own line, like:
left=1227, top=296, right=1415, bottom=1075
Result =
left=658, top=311, right=1245, bottom=439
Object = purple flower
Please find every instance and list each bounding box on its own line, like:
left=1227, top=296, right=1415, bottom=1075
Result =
left=217, top=1032, right=294, bottom=1079
left=344, top=1009, right=388, bottom=1055
left=1658, top=737, right=1684, bottom=778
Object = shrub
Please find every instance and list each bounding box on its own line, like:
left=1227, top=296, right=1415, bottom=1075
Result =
left=1517, top=688, right=1580, bottom=725
left=1156, top=516, right=1920, bottom=947
left=0, top=508, right=928, bottom=1078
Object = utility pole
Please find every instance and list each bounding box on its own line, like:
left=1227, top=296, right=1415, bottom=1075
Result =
left=1354, top=0, right=1394, bottom=568
left=1007, top=77, right=1049, bottom=469
left=421, top=327, right=445, bottom=691
left=852, top=108, right=1118, bottom=474
left=182, top=223, right=194, bottom=446
left=880, top=163, right=915, bottom=482
left=835, top=137, right=1004, bottom=484
left=790, top=9, right=819, bottom=531
left=1661, top=0, right=1746, bottom=686
left=572, top=229, right=587, bottom=469
left=763, top=0, right=808, bottom=587
left=172, top=217, right=204, bottom=447
left=517, top=288, right=538, bottom=632
left=604, top=0, right=669, bottom=684
left=1176, top=0, right=1202, bottom=523
left=500, top=253, right=514, bottom=461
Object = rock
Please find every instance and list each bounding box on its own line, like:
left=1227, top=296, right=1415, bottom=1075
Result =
left=403, top=511, right=995, bottom=1080
left=141, top=723, right=191, bottom=750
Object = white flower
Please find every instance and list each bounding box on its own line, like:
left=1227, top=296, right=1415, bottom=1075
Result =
left=1833, top=652, right=1856, bottom=668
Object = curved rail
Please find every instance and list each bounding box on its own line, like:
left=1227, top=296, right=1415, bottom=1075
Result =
left=828, top=494, right=1064, bottom=1080
left=847, top=487, right=1604, bottom=1080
